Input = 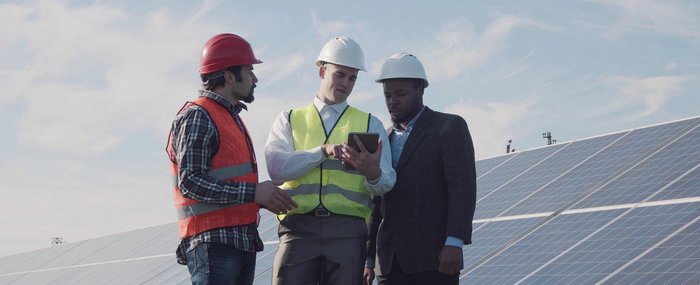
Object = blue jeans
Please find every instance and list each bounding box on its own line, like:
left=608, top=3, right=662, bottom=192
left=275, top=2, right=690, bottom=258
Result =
left=185, top=242, right=256, bottom=285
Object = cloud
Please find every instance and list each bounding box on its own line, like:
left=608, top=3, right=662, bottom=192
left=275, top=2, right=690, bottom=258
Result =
left=0, top=1, right=226, bottom=155
left=665, top=62, right=679, bottom=71
left=592, top=0, right=700, bottom=41
left=346, top=88, right=378, bottom=104
left=422, top=15, right=550, bottom=81
left=255, top=53, right=307, bottom=86
left=445, top=98, right=538, bottom=159
left=0, top=1, right=227, bottom=255
left=0, top=153, right=173, bottom=256
left=309, top=11, right=373, bottom=45
left=589, top=75, right=688, bottom=123
left=311, top=11, right=356, bottom=40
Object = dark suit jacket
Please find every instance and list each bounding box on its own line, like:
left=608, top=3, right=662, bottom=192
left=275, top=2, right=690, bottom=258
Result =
left=368, top=107, right=477, bottom=275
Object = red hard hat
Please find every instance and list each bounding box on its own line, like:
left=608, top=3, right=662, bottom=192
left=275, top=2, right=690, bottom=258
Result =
left=199, top=33, right=262, bottom=74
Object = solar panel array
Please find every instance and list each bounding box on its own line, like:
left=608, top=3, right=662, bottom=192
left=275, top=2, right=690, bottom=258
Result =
left=1, top=116, right=698, bottom=284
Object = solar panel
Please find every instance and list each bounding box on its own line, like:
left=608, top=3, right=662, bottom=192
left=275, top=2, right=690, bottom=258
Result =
left=464, top=217, right=544, bottom=270
left=474, top=144, right=568, bottom=219
left=81, top=224, right=175, bottom=264
left=253, top=269, right=273, bottom=285
left=476, top=153, right=514, bottom=178
left=253, top=243, right=278, bottom=281
left=143, top=261, right=190, bottom=284
left=571, top=124, right=700, bottom=209
left=0, top=244, right=57, bottom=280
left=478, top=132, right=625, bottom=219
left=0, top=239, right=84, bottom=276
left=650, top=166, right=700, bottom=201
left=516, top=202, right=699, bottom=284
left=258, top=211, right=280, bottom=242
left=598, top=218, right=700, bottom=284
left=496, top=117, right=698, bottom=217
left=460, top=209, right=627, bottom=284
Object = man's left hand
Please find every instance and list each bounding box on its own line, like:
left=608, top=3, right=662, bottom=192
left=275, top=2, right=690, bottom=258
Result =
left=438, top=246, right=462, bottom=275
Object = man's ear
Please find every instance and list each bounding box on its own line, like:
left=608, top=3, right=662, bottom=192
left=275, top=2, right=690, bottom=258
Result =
left=223, top=71, right=234, bottom=86
left=319, top=65, right=326, bottom=79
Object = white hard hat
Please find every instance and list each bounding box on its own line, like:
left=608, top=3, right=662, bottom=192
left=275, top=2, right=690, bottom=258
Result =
left=315, top=36, right=366, bottom=71
left=375, top=52, right=428, bottom=87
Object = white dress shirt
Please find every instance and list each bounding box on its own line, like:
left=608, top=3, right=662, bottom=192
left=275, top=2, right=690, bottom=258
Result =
left=265, top=96, right=395, bottom=196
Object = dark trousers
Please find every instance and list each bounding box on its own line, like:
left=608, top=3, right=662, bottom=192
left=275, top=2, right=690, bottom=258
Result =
left=185, top=242, right=256, bottom=285
left=377, top=256, right=458, bottom=285
left=273, top=215, right=368, bottom=285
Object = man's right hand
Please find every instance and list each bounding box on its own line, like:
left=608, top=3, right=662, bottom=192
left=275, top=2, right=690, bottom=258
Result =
left=322, top=144, right=345, bottom=160
left=363, top=267, right=375, bottom=285
left=255, top=181, right=298, bottom=214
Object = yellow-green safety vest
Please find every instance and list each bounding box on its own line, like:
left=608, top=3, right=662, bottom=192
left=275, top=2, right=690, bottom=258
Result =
left=278, top=103, right=373, bottom=222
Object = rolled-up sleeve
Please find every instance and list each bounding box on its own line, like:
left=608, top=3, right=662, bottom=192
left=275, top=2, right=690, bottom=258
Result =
left=265, top=111, right=326, bottom=185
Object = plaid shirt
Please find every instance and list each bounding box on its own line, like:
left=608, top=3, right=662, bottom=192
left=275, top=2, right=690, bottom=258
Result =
left=170, top=90, right=263, bottom=264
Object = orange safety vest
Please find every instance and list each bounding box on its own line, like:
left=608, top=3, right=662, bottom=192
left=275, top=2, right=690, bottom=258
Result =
left=166, top=96, right=260, bottom=239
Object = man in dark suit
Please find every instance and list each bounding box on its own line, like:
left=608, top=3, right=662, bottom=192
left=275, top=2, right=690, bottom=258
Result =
left=364, top=52, right=477, bottom=285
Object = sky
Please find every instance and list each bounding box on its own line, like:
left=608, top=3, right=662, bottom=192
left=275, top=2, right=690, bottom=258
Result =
left=1, top=0, right=699, bottom=257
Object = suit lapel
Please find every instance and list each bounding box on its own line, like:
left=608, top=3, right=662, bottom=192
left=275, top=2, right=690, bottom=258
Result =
left=395, top=107, right=433, bottom=173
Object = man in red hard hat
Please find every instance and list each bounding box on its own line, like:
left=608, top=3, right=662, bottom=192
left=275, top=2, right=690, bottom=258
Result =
left=166, top=33, right=298, bottom=285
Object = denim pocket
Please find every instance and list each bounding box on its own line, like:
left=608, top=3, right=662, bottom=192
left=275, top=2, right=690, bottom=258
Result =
left=186, top=243, right=211, bottom=276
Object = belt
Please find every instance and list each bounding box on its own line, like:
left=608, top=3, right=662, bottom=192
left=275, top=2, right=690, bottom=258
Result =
left=303, top=207, right=334, bottom=217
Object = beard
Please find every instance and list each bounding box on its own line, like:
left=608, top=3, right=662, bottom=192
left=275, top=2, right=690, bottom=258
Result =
left=240, top=85, right=256, bottom=103
left=242, top=93, right=255, bottom=103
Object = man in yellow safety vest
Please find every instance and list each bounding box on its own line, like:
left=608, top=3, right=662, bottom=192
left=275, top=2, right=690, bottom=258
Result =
left=265, top=36, right=396, bottom=285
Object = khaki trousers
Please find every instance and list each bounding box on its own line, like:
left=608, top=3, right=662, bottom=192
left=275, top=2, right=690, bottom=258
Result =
left=272, top=214, right=367, bottom=285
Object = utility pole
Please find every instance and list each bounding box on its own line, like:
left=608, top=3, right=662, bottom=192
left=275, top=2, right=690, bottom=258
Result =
left=542, top=131, right=557, bottom=145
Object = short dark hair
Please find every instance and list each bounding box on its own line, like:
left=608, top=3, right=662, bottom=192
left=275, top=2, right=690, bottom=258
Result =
left=384, top=78, right=425, bottom=89
left=201, top=66, right=242, bottom=91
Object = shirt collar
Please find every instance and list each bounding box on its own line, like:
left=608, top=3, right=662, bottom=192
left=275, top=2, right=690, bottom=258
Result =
left=198, top=90, right=248, bottom=114
left=393, top=106, right=426, bottom=132
left=313, top=96, right=348, bottom=114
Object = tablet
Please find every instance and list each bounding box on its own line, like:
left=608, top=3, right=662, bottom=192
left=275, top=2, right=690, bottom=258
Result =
left=345, top=132, right=379, bottom=170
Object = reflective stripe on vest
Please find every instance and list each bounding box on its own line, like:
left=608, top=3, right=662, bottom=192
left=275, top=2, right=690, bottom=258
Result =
left=173, top=162, right=254, bottom=186
left=176, top=161, right=255, bottom=219
left=279, top=103, right=372, bottom=221
left=166, top=97, right=260, bottom=239
left=285, top=184, right=372, bottom=208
